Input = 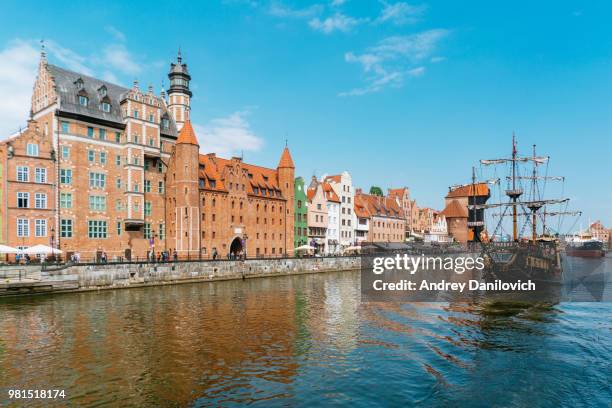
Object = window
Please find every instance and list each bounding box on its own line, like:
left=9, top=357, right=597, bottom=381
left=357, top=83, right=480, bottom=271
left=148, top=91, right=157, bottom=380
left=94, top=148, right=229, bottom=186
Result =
left=161, top=118, right=169, bottom=129
left=34, top=193, right=47, bottom=209
left=133, top=109, right=139, bottom=119
left=79, top=95, right=88, bottom=106
left=133, top=135, right=139, bottom=144
left=101, top=102, right=111, bottom=113
left=144, top=180, right=151, bottom=193
left=158, top=181, right=164, bottom=193
left=61, top=146, right=70, bottom=160
left=60, top=192, right=72, bottom=209
left=34, top=168, right=47, bottom=183
left=157, top=160, right=163, bottom=172
left=99, top=152, right=107, bottom=164
left=88, top=150, right=95, bottom=162
left=86, top=127, right=94, bottom=138
left=35, top=219, right=47, bottom=237
left=133, top=156, right=139, bottom=166
left=133, top=182, right=139, bottom=192
left=26, top=143, right=39, bottom=157
left=116, top=178, right=122, bottom=189
left=89, top=195, right=106, bottom=211
left=88, top=220, right=107, bottom=238
left=144, top=201, right=152, bottom=216
left=115, top=155, right=121, bottom=166
left=60, top=169, right=72, bottom=184
left=149, top=138, right=154, bottom=147
left=89, top=172, right=106, bottom=188
left=144, top=223, right=151, bottom=239
left=17, top=219, right=29, bottom=237
left=115, top=199, right=122, bottom=210
left=60, top=219, right=73, bottom=238
left=149, top=114, right=154, bottom=122
left=99, top=129, right=106, bottom=140
left=16, top=166, right=29, bottom=182
left=144, top=160, right=149, bottom=171
left=115, top=132, right=121, bottom=143
left=17, top=192, right=29, bottom=208
left=159, top=223, right=165, bottom=240
left=116, top=221, right=122, bottom=236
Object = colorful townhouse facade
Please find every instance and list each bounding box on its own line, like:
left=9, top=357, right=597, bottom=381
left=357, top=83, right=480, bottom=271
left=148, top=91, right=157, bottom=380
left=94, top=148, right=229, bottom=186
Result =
left=0, top=50, right=295, bottom=260
left=322, top=181, right=340, bottom=254
left=324, top=171, right=355, bottom=248
left=306, top=176, right=328, bottom=253
left=354, top=189, right=405, bottom=243
left=294, top=177, right=308, bottom=248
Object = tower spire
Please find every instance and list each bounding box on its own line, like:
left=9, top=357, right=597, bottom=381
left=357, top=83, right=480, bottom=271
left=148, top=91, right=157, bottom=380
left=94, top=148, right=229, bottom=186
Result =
left=177, top=47, right=182, bottom=64
left=40, top=39, right=47, bottom=64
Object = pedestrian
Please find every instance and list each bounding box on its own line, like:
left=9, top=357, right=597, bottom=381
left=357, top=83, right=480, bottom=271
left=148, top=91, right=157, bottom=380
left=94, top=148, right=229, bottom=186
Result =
left=212, top=248, right=218, bottom=260
left=173, top=249, right=178, bottom=261
left=157, top=252, right=161, bottom=262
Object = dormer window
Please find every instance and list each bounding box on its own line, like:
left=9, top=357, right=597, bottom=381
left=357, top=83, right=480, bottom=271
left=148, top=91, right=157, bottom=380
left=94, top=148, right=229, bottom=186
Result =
left=101, top=102, right=111, bottom=112
left=75, top=78, right=84, bottom=90
left=79, top=95, right=88, bottom=106
left=98, top=85, right=107, bottom=97
left=161, top=117, right=169, bottom=129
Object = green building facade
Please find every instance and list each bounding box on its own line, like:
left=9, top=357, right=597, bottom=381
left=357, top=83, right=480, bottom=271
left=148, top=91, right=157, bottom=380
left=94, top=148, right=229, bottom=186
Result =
left=294, top=177, right=308, bottom=249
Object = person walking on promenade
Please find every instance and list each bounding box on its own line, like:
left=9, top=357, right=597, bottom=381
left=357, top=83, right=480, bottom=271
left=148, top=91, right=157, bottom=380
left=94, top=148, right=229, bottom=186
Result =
left=173, top=249, right=178, bottom=261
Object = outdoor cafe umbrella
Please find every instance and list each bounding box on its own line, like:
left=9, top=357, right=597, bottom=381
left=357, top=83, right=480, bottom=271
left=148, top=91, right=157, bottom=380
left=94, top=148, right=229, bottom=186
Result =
left=295, top=244, right=315, bottom=252
left=0, top=244, right=19, bottom=253
left=22, top=244, right=63, bottom=255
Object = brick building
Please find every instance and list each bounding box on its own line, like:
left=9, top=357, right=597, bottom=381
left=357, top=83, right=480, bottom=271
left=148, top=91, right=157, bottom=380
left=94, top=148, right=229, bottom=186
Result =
left=0, top=50, right=295, bottom=260
left=354, top=189, right=405, bottom=243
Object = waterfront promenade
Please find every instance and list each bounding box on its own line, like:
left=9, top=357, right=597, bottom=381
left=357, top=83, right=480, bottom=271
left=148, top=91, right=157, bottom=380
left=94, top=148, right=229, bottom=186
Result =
left=0, top=256, right=361, bottom=297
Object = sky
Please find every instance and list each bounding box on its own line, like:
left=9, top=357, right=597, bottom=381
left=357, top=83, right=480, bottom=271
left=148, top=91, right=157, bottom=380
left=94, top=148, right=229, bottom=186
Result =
left=0, top=0, right=610, bottom=229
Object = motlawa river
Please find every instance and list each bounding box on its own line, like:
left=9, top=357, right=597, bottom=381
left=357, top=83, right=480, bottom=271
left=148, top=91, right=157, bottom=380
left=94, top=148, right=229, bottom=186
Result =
left=0, top=256, right=610, bottom=407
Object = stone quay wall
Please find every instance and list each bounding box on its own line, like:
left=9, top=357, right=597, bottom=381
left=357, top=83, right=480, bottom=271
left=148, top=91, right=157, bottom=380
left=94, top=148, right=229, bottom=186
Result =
left=0, top=256, right=361, bottom=296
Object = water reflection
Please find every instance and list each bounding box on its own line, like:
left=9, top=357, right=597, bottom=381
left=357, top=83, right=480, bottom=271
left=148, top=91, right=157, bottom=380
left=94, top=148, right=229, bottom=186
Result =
left=0, top=259, right=610, bottom=407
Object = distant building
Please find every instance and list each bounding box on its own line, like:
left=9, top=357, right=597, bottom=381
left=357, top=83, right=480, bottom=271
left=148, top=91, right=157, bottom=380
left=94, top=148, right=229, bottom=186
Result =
left=441, top=200, right=468, bottom=243
left=306, top=176, right=328, bottom=253
left=353, top=194, right=370, bottom=243
left=424, top=211, right=450, bottom=243
left=588, top=221, right=610, bottom=246
left=355, top=189, right=405, bottom=243
left=294, top=177, right=308, bottom=248
left=324, top=171, right=355, bottom=248
left=444, top=183, right=490, bottom=243
left=322, top=181, right=341, bottom=254
left=388, top=187, right=411, bottom=240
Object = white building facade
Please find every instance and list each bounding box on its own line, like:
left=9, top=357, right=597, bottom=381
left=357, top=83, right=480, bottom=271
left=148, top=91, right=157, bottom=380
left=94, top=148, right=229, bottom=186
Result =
left=325, top=171, right=355, bottom=248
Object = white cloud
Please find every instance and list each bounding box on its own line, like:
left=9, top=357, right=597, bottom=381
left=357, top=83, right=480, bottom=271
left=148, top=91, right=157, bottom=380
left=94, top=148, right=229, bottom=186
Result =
left=341, top=29, right=448, bottom=95
left=331, top=0, right=346, bottom=6
left=430, top=56, right=446, bottom=63
left=105, top=26, right=126, bottom=42
left=45, top=40, right=93, bottom=76
left=194, top=111, right=264, bottom=156
left=268, top=2, right=323, bottom=18
left=309, top=13, right=366, bottom=33
left=0, top=40, right=39, bottom=137
left=102, top=43, right=141, bottom=76
left=376, top=2, right=426, bottom=25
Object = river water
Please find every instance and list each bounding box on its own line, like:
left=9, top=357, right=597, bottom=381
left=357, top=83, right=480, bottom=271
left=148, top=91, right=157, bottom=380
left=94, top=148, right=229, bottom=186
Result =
left=0, top=257, right=610, bottom=407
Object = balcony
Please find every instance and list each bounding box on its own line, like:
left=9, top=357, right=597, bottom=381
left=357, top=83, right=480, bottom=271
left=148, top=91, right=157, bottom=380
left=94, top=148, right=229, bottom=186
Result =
left=124, top=219, right=144, bottom=231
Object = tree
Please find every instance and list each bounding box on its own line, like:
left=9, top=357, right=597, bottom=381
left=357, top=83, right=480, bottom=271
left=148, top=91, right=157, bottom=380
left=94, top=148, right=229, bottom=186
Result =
left=369, top=186, right=383, bottom=196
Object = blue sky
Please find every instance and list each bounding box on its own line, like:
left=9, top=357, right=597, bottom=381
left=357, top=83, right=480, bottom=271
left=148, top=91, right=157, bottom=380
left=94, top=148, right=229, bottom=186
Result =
left=0, top=0, right=610, bottom=228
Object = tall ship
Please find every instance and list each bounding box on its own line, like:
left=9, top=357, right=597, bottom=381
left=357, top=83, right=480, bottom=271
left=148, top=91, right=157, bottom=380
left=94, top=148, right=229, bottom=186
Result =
left=465, top=134, right=581, bottom=284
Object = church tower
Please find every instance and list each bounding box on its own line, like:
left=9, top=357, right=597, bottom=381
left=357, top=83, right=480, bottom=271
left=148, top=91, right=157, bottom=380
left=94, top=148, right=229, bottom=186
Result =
left=167, top=49, right=192, bottom=131
left=167, top=120, right=200, bottom=257
left=277, top=145, right=295, bottom=255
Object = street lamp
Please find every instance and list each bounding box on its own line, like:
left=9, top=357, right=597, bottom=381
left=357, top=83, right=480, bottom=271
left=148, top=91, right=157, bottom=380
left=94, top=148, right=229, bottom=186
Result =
left=50, top=227, right=56, bottom=263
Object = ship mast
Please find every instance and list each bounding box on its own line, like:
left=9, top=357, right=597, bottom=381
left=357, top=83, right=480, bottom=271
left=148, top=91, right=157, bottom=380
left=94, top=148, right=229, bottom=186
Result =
left=528, top=144, right=541, bottom=243
left=508, top=134, right=522, bottom=241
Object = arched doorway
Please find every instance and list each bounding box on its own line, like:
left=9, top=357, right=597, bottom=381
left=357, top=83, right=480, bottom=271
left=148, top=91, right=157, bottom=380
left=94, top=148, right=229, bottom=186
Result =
left=230, top=237, right=243, bottom=259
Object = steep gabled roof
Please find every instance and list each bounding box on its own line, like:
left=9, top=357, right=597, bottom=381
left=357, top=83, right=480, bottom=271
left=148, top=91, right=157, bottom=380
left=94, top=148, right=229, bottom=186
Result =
left=441, top=199, right=468, bottom=218
left=322, top=182, right=340, bottom=202
left=277, top=146, right=295, bottom=168
left=176, top=121, right=199, bottom=145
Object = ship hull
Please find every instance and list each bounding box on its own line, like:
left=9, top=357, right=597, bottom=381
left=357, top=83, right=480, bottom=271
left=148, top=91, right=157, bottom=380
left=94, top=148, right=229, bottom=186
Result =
left=565, top=247, right=604, bottom=258
left=566, top=240, right=605, bottom=258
